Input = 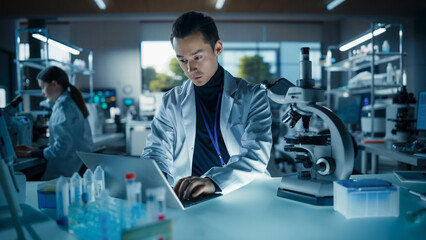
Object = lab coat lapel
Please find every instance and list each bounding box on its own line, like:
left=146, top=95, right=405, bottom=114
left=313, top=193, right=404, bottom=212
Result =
left=181, top=81, right=196, bottom=167
left=220, top=71, right=237, bottom=148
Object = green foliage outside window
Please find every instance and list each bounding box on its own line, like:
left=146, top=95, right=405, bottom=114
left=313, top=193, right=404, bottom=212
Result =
left=237, top=55, right=276, bottom=84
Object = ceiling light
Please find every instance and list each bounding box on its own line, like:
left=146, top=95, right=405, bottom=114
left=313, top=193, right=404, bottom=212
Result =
left=94, top=0, right=106, bottom=10
left=32, top=34, right=81, bottom=55
left=339, top=28, right=386, bottom=52
left=216, top=0, right=226, bottom=9
left=326, top=0, right=346, bottom=11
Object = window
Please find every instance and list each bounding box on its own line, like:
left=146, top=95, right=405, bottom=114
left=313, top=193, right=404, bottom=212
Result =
left=140, top=41, right=322, bottom=92
left=220, top=42, right=280, bottom=84
left=140, top=41, right=182, bottom=92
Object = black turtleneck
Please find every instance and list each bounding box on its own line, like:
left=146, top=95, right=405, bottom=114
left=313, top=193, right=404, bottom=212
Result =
left=192, top=65, right=230, bottom=178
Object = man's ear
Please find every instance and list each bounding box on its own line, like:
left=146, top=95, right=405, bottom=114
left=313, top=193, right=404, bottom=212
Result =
left=214, top=40, right=223, bottom=56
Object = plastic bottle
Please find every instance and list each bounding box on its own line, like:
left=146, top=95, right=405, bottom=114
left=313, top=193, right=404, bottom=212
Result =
left=70, top=172, right=82, bottom=205
left=83, top=169, right=95, bottom=202
left=125, top=172, right=141, bottom=204
left=382, top=40, right=390, bottom=53
left=94, top=165, right=105, bottom=199
left=56, top=176, right=69, bottom=225
left=386, top=63, right=394, bottom=84
left=146, top=187, right=166, bottom=222
left=124, top=172, right=142, bottom=227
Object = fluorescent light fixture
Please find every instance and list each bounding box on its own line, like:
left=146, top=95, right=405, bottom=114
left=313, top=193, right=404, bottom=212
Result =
left=94, top=0, right=106, bottom=10
left=326, top=0, right=346, bottom=11
left=339, top=28, right=386, bottom=52
left=32, top=33, right=81, bottom=55
left=216, top=0, right=226, bottom=9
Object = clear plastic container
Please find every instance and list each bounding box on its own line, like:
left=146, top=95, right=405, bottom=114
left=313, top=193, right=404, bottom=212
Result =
left=94, top=165, right=105, bottom=199
left=333, top=179, right=399, bottom=219
left=56, top=176, right=69, bottom=225
left=83, top=169, right=95, bottom=202
left=70, top=172, right=82, bottom=205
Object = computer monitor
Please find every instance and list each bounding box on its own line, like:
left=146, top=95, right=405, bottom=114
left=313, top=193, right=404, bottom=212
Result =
left=337, top=95, right=362, bottom=124
left=417, top=91, right=426, bottom=132
left=123, top=98, right=134, bottom=106
left=85, top=89, right=117, bottom=118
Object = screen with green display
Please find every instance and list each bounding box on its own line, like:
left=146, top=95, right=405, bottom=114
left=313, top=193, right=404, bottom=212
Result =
left=84, top=89, right=116, bottom=118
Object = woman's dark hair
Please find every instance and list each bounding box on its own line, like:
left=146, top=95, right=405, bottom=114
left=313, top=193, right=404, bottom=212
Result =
left=170, top=11, right=220, bottom=50
left=37, top=66, right=89, bottom=118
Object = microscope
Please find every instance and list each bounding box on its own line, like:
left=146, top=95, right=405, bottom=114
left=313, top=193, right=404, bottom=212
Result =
left=263, top=48, right=354, bottom=206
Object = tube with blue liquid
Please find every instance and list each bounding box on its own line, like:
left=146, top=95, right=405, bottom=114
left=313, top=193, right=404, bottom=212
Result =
left=56, top=176, right=69, bottom=225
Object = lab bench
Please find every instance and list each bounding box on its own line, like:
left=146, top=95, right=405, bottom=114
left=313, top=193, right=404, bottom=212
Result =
left=1, top=173, right=425, bottom=240
left=359, top=143, right=426, bottom=174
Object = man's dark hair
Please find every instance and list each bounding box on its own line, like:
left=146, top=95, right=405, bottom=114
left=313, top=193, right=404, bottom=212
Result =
left=170, top=11, right=220, bottom=50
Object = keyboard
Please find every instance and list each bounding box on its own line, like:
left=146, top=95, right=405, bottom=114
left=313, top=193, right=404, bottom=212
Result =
left=181, top=193, right=222, bottom=208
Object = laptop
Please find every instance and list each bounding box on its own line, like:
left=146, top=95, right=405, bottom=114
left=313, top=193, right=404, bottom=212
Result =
left=77, top=151, right=221, bottom=210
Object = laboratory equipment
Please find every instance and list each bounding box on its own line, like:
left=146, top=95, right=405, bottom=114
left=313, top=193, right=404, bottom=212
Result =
left=146, top=187, right=166, bottom=222
left=125, top=172, right=142, bottom=204
left=334, top=179, right=399, bottom=219
left=94, top=165, right=105, bottom=199
left=0, top=108, right=25, bottom=239
left=56, top=176, right=69, bottom=225
left=361, top=103, right=387, bottom=137
left=385, top=86, right=417, bottom=142
left=263, top=47, right=354, bottom=206
left=37, top=179, right=59, bottom=209
left=2, top=95, right=33, bottom=146
left=125, top=172, right=143, bottom=228
left=83, top=169, right=95, bottom=202
left=70, top=172, right=83, bottom=205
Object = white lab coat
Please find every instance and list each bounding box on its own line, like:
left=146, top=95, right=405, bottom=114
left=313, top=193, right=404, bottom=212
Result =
left=142, top=70, right=272, bottom=194
left=42, top=91, right=93, bottom=180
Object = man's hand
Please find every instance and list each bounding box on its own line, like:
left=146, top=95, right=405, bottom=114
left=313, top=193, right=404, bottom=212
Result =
left=14, top=145, right=36, bottom=158
left=14, top=145, right=37, bottom=152
left=174, top=176, right=215, bottom=200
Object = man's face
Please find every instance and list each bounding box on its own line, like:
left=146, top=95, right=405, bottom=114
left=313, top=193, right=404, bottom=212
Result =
left=172, top=31, right=223, bottom=87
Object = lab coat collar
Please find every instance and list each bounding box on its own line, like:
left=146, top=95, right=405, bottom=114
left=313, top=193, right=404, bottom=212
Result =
left=52, top=91, right=70, bottom=111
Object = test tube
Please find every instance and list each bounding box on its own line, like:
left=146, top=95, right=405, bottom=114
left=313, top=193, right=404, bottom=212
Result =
left=94, top=165, right=105, bottom=199
left=56, top=176, right=69, bottom=225
left=83, top=169, right=95, bottom=202
left=70, top=172, right=82, bottom=205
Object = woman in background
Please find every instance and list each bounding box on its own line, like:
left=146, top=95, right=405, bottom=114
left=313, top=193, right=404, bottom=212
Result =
left=15, top=66, right=93, bottom=180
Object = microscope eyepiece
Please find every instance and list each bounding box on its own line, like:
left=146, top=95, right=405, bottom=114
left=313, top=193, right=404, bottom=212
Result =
left=301, top=47, right=310, bottom=61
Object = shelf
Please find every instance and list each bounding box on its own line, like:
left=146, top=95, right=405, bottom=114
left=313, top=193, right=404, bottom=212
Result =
left=327, top=84, right=400, bottom=96
left=16, top=89, right=43, bottom=97
left=326, top=52, right=404, bottom=72
left=18, top=58, right=94, bottom=75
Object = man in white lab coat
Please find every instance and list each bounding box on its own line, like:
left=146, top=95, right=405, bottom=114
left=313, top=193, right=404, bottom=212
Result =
left=141, top=11, right=272, bottom=199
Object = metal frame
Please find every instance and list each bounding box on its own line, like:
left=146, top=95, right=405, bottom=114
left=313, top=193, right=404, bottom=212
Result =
left=15, top=27, right=94, bottom=111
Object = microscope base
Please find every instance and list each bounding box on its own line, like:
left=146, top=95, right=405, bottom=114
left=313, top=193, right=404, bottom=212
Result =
left=277, top=188, right=333, bottom=206
left=277, top=173, right=334, bottom=206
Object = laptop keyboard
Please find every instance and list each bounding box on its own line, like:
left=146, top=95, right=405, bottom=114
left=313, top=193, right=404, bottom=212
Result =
left=181, top=194, right=222, bottom=208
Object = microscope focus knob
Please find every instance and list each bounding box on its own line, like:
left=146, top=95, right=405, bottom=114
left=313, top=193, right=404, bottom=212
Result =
left=316, top=157, right=336, bottom=176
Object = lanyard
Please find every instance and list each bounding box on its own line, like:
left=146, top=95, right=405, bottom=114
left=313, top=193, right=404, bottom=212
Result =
left=195, top=84, right=225, bottom=166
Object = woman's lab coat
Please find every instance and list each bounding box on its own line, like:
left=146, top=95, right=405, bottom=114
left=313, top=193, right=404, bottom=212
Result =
left=142, top=70, right=272, bottom=194
left=42, top=91, right=93, bottom=180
